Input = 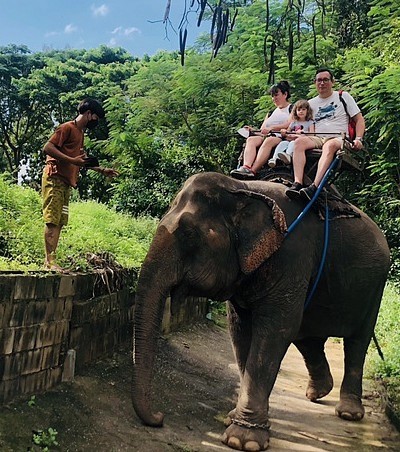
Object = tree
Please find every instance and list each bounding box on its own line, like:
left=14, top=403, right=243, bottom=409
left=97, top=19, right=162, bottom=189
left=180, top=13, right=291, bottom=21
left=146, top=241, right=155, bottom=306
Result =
left=0, top=45, right=137, bottom=193
left=0, top=45, right=49, bottom=181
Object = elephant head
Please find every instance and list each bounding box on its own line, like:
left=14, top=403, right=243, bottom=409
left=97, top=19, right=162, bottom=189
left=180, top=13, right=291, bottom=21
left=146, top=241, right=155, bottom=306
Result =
left=132, top=172, right=287, bottom=426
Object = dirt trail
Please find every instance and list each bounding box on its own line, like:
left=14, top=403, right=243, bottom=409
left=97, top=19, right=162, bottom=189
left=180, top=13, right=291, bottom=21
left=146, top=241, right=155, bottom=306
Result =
left=0, top=321, right=399, bottom=451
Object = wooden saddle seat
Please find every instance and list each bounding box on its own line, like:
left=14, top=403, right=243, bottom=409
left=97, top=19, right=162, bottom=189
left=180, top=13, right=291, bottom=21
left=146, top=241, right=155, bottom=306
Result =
left=236, top=133, right=368, bottom=183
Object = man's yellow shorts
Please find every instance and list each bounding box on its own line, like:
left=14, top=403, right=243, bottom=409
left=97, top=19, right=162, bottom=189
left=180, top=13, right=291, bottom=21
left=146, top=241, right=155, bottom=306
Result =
left=307, top=136, right=340, bottom=148
left=42, top=171, right=71, bottom=226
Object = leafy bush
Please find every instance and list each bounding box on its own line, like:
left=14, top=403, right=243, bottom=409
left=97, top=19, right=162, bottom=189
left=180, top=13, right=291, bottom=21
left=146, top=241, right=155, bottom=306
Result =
left=368, top=283, right=400, bottom=422
left=0, top=177, right=43, bottom=269
left=369, top=284, right=400, bottom=379
left=32, top=427, right=58, bottom=451
left=110, top=136, right=227, bottom=218
left=60, top=202, right=157, bottom=269
left=0, top=176, right=157, bottom=270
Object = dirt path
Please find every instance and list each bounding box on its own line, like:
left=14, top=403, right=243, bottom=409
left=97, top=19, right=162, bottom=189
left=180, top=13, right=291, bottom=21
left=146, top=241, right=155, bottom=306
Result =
left=1, top=322, right=399, bottom=451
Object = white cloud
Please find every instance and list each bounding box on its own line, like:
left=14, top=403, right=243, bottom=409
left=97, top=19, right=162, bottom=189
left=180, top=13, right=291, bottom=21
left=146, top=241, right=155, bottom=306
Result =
left=64, top=24, right=77, bottom=34
left=124, top=27, right=140, bottom=36
left=111, top=26, right=141, bottom=37
left=92, top=4, right=109, bottom=17
left=111, top=26, right=123, bottom=35
left=45, top=31, right=59, bottom=37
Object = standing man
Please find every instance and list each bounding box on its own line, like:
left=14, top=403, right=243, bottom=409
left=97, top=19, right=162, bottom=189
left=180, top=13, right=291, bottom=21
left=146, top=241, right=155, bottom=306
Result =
left=42, top=98, right=119, bottom=271
left=286, top=68, right=365, bottom=200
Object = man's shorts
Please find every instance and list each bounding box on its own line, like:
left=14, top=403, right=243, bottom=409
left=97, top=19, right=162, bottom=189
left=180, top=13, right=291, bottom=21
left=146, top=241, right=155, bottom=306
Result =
left=42, top=171, right=71, bottom=226
left=307, top=136, right=340, bottom=148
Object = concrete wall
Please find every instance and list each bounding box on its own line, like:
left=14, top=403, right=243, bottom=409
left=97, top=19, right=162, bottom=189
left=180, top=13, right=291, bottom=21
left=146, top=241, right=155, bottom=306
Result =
left=0, top=271, right=209, bottom=404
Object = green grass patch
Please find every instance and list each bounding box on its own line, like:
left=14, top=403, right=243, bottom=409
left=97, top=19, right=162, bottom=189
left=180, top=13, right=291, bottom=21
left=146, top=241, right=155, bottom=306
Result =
left=369, top=283, right=400, bottom=378
left=367, top=282, right=400, bottom=425
left=0, top=176, right=157, bottom=271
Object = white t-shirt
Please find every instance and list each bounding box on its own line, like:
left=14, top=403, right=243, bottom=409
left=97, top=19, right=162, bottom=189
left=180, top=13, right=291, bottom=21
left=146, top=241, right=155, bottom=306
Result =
left=264, top=105, right=292, bottom=128
left=309, top=91, right=360, bottom=137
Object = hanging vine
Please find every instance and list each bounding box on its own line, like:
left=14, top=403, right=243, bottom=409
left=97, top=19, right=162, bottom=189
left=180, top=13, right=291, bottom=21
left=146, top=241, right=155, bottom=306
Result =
left=162, top=1, right=369, bottom=79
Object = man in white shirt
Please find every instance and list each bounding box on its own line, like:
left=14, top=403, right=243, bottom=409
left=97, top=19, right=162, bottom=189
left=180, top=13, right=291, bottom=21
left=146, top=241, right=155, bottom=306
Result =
left=286, top=68, right=365, bottom=200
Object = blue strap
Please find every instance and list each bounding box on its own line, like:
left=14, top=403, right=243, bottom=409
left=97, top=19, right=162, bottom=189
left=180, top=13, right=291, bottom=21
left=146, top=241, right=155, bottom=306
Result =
left=284, top=155, right=341, bottom=309
left=285, top=155, right=340, bottom=237
left=304, top=200, right=330, bottom=310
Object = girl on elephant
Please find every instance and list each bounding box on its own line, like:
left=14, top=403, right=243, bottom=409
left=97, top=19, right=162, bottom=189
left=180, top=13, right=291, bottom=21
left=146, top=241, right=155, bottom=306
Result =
left=230, top=80, right=292, bottom=179
left=268, top=99, right=315, bottom=167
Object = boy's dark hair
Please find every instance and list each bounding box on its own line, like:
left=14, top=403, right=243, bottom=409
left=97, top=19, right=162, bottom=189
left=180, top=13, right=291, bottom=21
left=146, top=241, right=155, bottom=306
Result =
left=77, top=98, right=105, bottom=118
left=315, top=67, right=335, bottom=80
left=269, top=80, right=291, bottom=100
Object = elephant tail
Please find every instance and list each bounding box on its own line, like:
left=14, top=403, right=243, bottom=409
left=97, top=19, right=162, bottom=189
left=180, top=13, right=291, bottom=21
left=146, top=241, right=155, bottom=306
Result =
left=372, top=332, right=385, bottom=361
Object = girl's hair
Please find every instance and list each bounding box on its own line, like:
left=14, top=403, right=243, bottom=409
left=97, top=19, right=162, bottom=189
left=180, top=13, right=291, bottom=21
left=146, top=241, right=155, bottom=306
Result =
left=269, top=80, right=291, bottom=100
left=292, top=99, right=313, bottom=121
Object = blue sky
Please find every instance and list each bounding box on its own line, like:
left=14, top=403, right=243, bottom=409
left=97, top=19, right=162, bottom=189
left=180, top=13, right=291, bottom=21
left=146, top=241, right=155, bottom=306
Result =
left=0, top=1, right=208, bottom=56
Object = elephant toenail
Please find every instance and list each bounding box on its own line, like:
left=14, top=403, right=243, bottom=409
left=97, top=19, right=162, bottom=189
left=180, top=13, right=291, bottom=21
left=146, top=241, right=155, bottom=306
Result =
left=244, top=440, right=261, bottom=451
left=227, top=436, right=242, bottom=449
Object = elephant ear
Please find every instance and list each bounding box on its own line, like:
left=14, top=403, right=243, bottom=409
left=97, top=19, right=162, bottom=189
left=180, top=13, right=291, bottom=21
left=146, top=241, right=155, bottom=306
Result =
left=232, top=189, right=287, bottom=274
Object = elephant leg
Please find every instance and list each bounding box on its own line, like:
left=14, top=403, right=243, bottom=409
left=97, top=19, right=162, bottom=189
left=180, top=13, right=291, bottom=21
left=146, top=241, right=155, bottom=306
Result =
left=227, top=300, right=253, bottom=379
left=335, top=337, right=369, bottom=421
left=225, top=301, right=253, bottom=424
left=294, top=337, right=333, bottom=401
left=222, top=308, right=299, bottom=452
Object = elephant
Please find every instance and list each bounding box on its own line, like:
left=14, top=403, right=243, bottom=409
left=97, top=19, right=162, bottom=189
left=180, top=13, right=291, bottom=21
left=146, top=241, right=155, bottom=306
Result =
left=131, top=172, right=390, bottom=452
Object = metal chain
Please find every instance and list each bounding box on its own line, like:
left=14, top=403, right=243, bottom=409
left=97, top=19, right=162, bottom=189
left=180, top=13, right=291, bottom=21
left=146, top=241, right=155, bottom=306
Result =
left=231, top=418, right=270, bottom=430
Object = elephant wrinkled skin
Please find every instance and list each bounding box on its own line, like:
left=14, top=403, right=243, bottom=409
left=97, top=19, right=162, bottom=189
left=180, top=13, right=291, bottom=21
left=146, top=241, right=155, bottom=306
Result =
left=132, top=172, right=390, bottom=451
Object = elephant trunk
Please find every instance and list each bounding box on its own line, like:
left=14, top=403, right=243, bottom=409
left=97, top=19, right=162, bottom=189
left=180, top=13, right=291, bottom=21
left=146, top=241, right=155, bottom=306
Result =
left=132, top=233, right=179, bottom=426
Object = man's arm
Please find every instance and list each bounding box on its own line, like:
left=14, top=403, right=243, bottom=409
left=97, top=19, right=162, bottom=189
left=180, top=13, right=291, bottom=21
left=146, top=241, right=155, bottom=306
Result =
left=352, top=112, right=365, bottom=150
left=91, top=167, right=119, bottom=178
left=43, top=141, right=87, bottom=167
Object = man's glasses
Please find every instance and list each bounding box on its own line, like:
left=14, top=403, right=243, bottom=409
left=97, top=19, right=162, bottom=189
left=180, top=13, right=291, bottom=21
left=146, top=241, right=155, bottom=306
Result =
left=315, top=77, right=331, bottom=83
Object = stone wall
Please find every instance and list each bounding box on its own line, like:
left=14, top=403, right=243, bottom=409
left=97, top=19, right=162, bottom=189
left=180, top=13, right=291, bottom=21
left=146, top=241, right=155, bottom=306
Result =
left=0, top=271, right=209, bottom=404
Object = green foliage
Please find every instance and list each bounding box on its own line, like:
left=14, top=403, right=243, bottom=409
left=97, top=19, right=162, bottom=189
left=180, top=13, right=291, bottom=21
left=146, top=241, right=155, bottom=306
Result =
left=368, top=283, right=400, bottom=420
left=60, top=202, right=157, bottom=269
left=0, top=176, right=157, bottom=270
left=334, top=51, right=400, bottom=285
left=32, top=427, right=58, bottom=450
left=28, top=395, right=36, bottom=407
left=208, top=300, right=228, bottom=328
left=0, top=177, right=43, bottom=268
left=370, top=284, right=400, bottom=379
left=0, top=44, right=136, bottom=189
left=109, top=133, right=227, bottom=217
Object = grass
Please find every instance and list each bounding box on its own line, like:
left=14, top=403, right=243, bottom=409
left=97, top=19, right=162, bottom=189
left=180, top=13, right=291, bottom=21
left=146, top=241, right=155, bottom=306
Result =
left=0, top=176, right=158, bottom=271
left=367, top=283, right=400, bottom=425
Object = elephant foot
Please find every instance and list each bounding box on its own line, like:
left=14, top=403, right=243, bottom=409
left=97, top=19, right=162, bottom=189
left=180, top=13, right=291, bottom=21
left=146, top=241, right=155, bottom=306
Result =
left=221, top=422, right=270, bottom=451
left=306, top=372, right=333, bottom=402
left=335, top=395, right=365, bottom=421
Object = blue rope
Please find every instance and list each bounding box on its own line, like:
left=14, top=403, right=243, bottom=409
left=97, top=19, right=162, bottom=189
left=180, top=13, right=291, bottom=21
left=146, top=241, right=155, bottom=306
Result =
left=284, top=155, right=341, bottom=309
left=285, top=155, right=340, bottom=237
left=304, top=200, right=330, bottom=310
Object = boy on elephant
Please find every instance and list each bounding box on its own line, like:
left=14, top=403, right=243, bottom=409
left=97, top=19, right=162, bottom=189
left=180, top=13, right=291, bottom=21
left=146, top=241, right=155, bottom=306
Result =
left=286, top=68, right=365, bottom=201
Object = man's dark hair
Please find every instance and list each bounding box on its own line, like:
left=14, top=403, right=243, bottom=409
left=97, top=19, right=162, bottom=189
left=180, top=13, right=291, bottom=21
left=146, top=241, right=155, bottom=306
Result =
left=77, top=98, right=105, bottom=118
left=315, top=68, right=335, bottom=80
left=269, top=80, right=291, bottom=100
